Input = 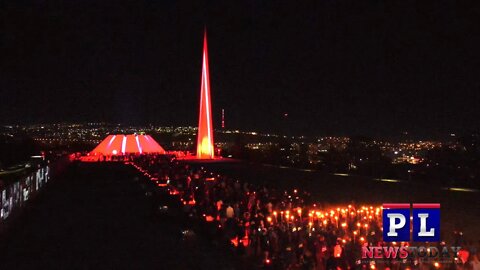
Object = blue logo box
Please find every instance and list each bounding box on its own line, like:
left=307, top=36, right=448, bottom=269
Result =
left=383, top=203, right=411, bottom=242
left=412, top=203, right=440, bottom=242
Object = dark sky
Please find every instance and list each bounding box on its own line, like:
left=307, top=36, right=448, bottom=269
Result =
left=1, top=0, right=479, bottom=137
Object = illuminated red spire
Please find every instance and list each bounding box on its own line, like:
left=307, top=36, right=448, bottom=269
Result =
left=196, top=30, right=215, bottom=159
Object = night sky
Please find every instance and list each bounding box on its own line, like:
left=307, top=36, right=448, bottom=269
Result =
left=1, top=0, right=479, bottom=137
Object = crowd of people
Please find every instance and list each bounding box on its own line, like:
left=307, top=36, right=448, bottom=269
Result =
left=127, top=154, right=479, bottom=270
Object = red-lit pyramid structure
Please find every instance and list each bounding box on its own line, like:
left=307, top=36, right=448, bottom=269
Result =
left=89, top=134, right=165, bottom=157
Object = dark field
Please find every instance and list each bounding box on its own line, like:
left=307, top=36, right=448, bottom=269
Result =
left=196, top=161, right=480, bottom=244
left=0, top=163, right=234, bottom=269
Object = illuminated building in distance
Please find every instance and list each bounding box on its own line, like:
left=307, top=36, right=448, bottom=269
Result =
left=222, top=109, right=225, bottom=129
left=196, top=30, right=215, bottom=159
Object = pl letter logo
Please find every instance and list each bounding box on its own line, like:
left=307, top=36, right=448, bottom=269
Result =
left=382, top=203, right=440, bottom=242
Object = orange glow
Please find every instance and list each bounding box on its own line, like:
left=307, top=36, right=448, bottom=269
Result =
left=196, top=30, right=215, bottom=159
left=334, top=244, right=342, bottom=257
left=231, top=236, right=250, bottom=248
left=230, top=237, right=239, bottom=247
